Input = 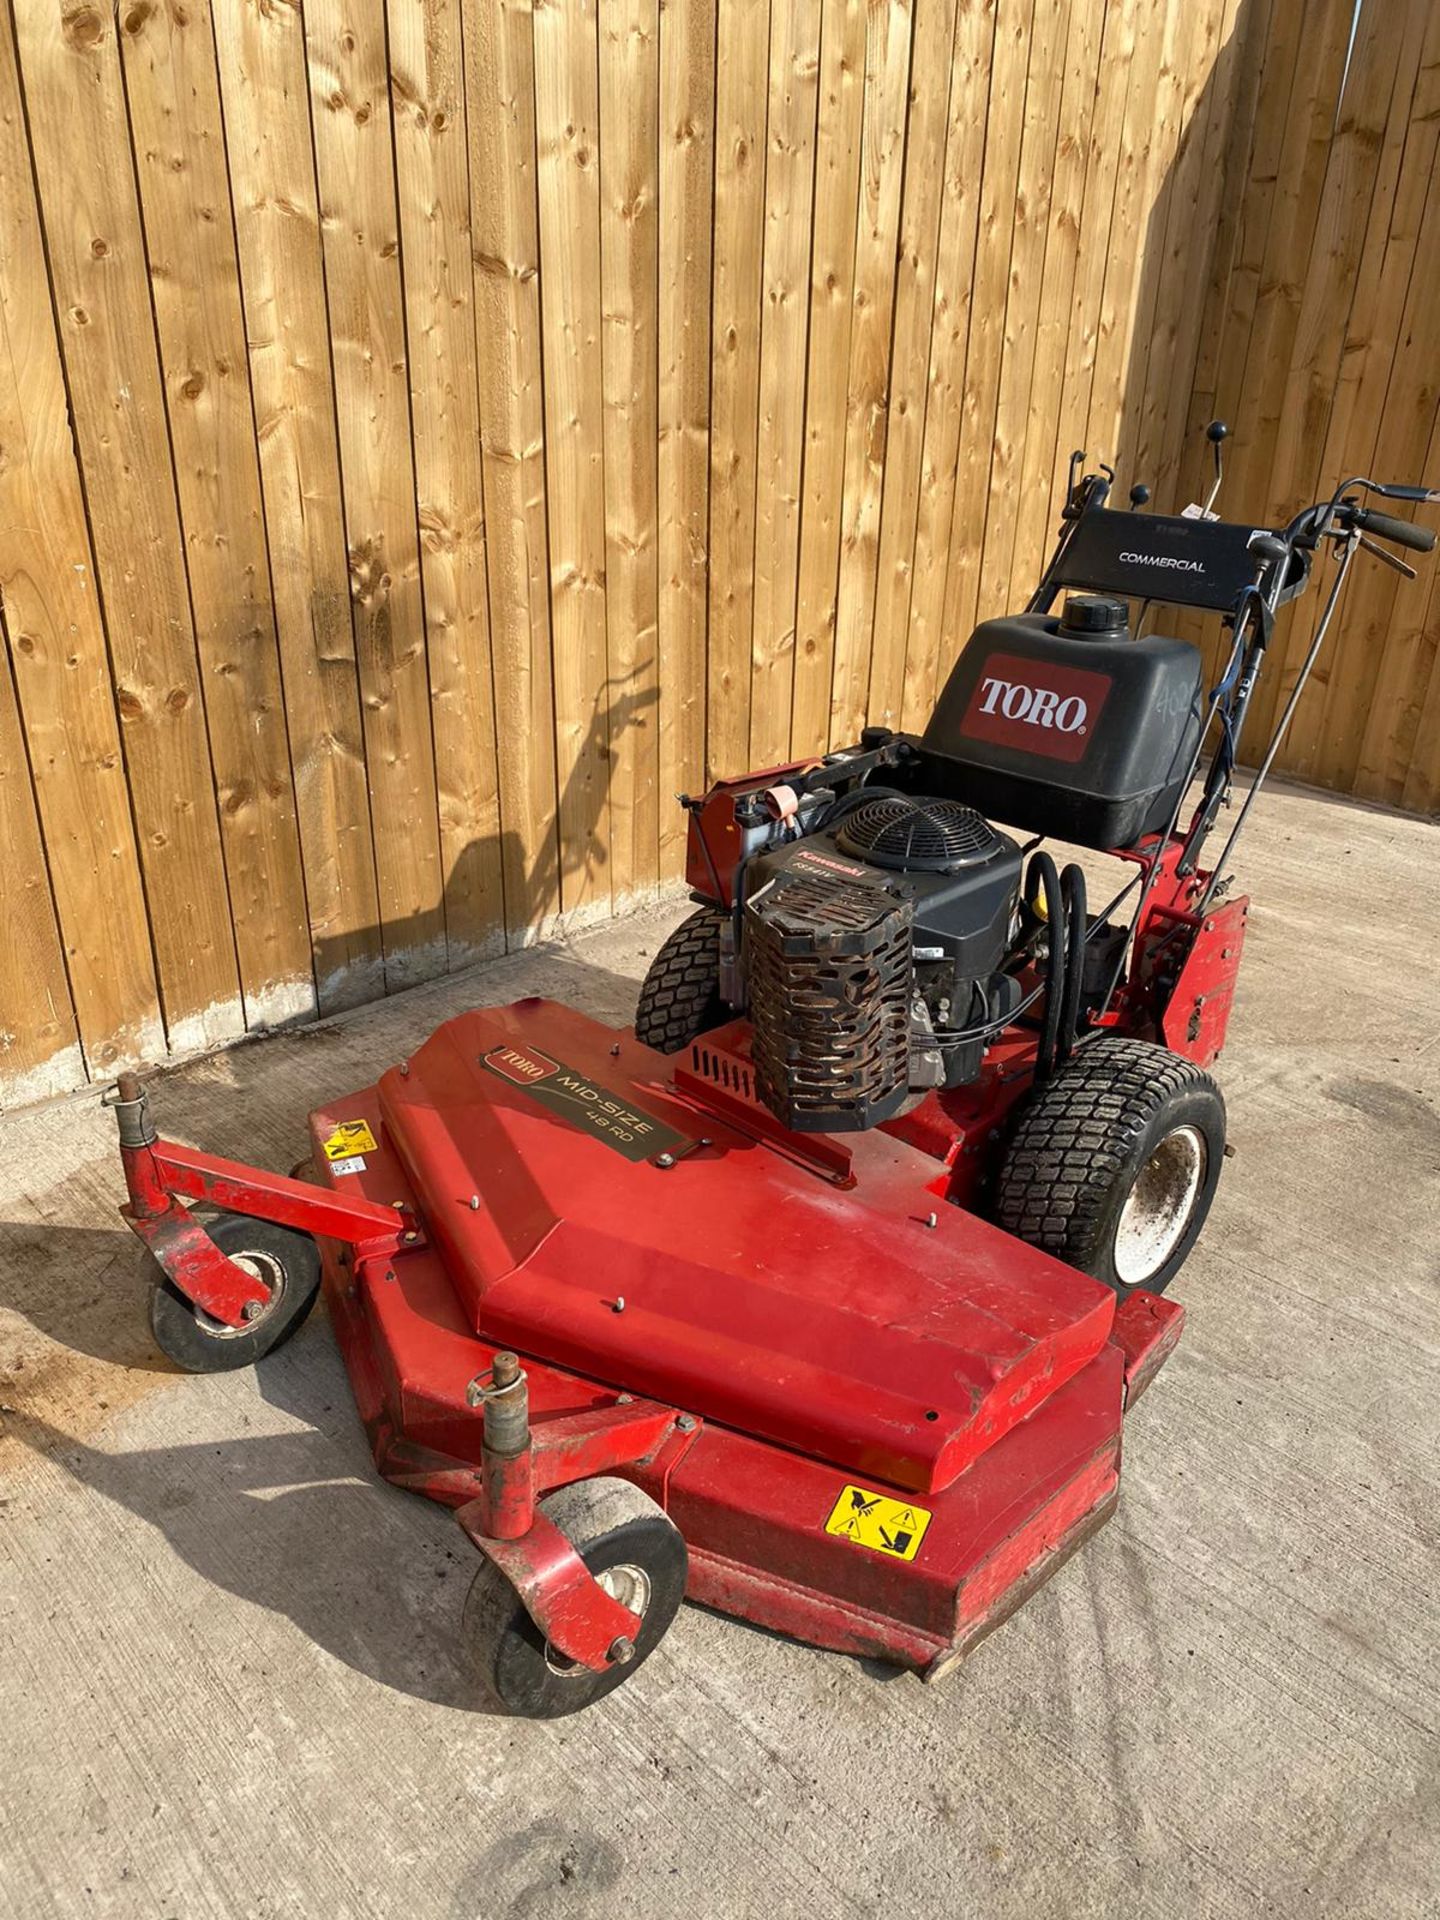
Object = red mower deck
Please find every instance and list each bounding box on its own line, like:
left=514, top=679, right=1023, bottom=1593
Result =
left=114, top=998, right=1181, bottom=1691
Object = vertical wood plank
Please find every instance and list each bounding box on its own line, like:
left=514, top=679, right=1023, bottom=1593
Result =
left=211, top=0, right=384, bottom=1010
left=1000, top=0, right=1101, bottom=609
left=1313, top=175, right=1440, bottom=796
left=656, top=0, right=714, bottom=871
left=388, top=0, right=506, bottom=961
left=868, top=0, right=959, bottom=729
left=1083, top=0, right=1170, bottom=474
left=1146, top=0, right=1245, bottom=515
left=747, top=0, right=821, bottom=766
left=120, top=0, right=316, bottom=1029
left=1043, top=0, right=1134, bottom=542
left=1399, top=542, right=1440, bottom=812
left=0, top=616, right=83, bottom=1104
left=0, top=6, right=161, bottom=1077
left=1120, top=0, right=1223, bottom=504
left=305, top=0, right=447, bottom=984
left=14, top=0, right=243, bottom=1052
left=974, top=0, right=1067, bottom=626
left=899, top=0, right=995, bottom=732
left=599, top=0, right=661, bottom=901
left=933, top=0, right=1034, bottom=689
left=706, top=0, right=768, bottom=779
left=1215, top=0, right=1352, bottom=538
left=789, top=0, right=866, bottom=757
left=464, top=0, right=561, bottom=931
left=534, top=0, right=611, bottom=915
left=1254, top=4, right=1436, bottom=765
left=827, top=0, right=914, bottom=747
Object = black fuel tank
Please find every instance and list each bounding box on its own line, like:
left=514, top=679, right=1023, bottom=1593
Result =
left=920, top=601, right=1204, bottom=849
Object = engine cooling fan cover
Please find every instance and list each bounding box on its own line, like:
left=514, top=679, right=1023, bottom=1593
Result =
left=835, top=796, right=1005, bottom=874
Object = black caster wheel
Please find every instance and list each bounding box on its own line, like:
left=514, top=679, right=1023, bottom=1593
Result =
left=149, top=1212, right=322, bottom=1373
left=462, top=1477, right=688, bottom=1718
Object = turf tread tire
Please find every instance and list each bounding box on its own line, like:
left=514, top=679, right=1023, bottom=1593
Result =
left=634, top=909, right=725, bottom=1054
left=995, top=1036, right=1225, bottom=1295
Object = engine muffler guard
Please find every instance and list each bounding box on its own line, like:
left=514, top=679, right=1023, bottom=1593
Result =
left=294, top=998, right=1181, bottom=1678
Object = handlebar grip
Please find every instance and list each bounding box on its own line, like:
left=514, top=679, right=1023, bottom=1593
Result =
left=1354, top=507, right=1436, bottom=553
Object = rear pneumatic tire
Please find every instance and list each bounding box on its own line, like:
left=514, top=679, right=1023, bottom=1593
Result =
left=462, top=1478, right=687, bottom=1719
left=634, top=909, right=727, bottom=1053
left=149, top=1213, right=323, bottom=1373
left=995, top=1036, right=1226, bottom=1296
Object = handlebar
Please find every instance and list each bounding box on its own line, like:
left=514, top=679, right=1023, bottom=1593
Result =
left=1344, top=504, right=1436, bottom=554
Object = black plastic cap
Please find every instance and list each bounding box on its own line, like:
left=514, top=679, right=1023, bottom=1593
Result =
left=1060, top=593, right=1127, bottom=635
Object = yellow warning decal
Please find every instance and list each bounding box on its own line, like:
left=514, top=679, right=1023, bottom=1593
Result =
left=824, top=1486, right=933, bottom=1562
left=321, top=1118, right=377, bottom=1161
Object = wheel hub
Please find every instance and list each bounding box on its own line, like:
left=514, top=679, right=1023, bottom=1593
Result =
left=1113, top=1124, right=1207, bottom=1288
left=544, top=1562, right=651, bottom=1677
left=194, top=1249, right=285, bottom=1338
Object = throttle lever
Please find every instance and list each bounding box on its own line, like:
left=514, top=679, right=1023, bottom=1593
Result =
left=1358, top=534, right=1417, bottom=579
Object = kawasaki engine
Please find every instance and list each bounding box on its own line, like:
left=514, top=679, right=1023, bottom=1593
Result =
left=741, top=795, right=1023, bottom=1132
left=662, top=590, right=1210, bottom=1136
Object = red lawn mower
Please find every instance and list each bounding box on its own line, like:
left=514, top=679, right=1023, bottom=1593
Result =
left=110, top=431, right=1436, bottom=1716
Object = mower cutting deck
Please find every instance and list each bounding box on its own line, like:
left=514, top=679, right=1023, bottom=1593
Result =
left=112, top=1000, right=1179, bottom=1714
left=110, top=426, right=1435, bottom=1715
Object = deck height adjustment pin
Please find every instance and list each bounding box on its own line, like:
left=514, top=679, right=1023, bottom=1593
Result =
left=466, top=1350, right=530, bottom=1456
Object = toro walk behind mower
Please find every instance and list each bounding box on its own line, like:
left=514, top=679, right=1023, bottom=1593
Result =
left=111, top=431, right=1436, bottom=1716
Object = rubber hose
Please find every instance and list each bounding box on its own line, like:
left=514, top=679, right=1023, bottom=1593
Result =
left=1024, top=852, right=1064, bottom=1087
left=1058, top=863, right=1087, bottom=1065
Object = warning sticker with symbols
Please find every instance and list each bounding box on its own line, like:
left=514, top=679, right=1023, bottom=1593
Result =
left=823, top=1485, right=933, bottom=1562
left=321, top=1119, right=377, bottom=1162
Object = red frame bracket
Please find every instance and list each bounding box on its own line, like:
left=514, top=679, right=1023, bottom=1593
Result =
left=118, top=1135, right=407, bottom=1329
left=454, top=1503, right=642, bottom=1672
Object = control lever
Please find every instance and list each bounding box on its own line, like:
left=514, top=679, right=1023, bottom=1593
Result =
left=1358, top=534, right=1417, bottom=579
left=1203, top=420, right=1228, bottom=515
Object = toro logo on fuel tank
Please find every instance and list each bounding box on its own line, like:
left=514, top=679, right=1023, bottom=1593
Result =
left=958, top=649, right=1112, bottom=765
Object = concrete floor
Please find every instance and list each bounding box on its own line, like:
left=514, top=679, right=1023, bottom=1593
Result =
left=1, top=779, right=1437, bottom=1919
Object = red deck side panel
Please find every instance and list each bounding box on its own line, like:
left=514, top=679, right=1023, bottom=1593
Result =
left=323, top=1000, right=1117, bottom=1496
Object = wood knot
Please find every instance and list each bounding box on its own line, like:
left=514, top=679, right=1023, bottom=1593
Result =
left=63, top=7, right=105, bottom=50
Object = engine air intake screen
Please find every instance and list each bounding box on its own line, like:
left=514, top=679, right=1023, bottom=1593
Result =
left=745, top=873, right=912, bottom=1132
left=835, top=796, right=1003, bottom=874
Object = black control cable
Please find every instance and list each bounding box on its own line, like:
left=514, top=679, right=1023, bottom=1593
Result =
left=1058, top=863, right=1087, bottom=1066
left=1024, top=852, right=1065, bottom=1086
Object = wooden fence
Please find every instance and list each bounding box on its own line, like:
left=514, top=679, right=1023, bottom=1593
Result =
left=0, top=0, right=1432, bottom=1107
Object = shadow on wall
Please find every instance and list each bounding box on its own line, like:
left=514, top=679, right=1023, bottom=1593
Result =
left=307, top=662, right=660, bottom=1018
left=967, top=0, right=1261, bottom=645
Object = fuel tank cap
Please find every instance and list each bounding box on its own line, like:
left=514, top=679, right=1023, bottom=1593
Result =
left=1060, top=593, right=1127, bottom=635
